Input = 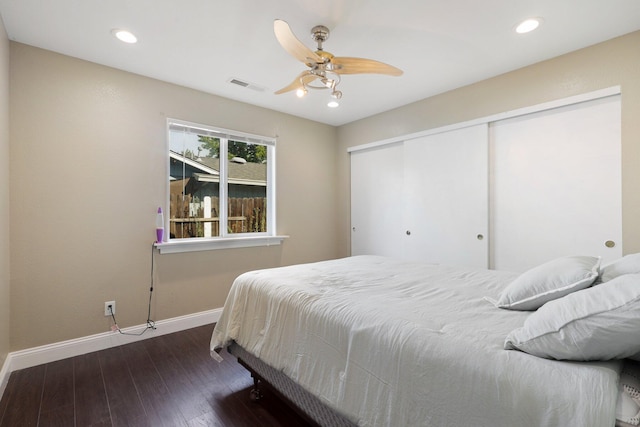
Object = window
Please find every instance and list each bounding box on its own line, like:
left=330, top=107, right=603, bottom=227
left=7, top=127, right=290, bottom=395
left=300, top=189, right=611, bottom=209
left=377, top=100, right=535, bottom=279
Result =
left=159, top=119, right=283, bottom=253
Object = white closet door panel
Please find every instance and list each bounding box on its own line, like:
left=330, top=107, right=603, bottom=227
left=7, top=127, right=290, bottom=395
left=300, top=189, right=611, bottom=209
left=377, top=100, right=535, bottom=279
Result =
left=491, top=95, right=622, bottom=272
left=403, top=124, right=488, bottom=267
left=350, top=143, right=405, bottom=257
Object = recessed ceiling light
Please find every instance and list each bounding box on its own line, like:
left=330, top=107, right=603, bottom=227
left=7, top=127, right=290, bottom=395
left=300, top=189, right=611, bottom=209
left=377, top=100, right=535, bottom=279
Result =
left=515, top=18, right=542, bottom=34
left=111, top=29, right=138, bottom=44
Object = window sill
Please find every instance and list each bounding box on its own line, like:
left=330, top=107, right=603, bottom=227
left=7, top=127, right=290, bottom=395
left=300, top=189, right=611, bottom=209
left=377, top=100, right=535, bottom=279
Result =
left=155, top=235, right=288, bottom=254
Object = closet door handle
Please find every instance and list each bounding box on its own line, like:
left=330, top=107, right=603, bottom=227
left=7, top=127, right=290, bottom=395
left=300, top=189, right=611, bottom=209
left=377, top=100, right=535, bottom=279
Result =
left=605, top=240, right=615, bottom=248
left=406, top=230, right=411, bottom=235
left=477, top=234, right=484, bottom=240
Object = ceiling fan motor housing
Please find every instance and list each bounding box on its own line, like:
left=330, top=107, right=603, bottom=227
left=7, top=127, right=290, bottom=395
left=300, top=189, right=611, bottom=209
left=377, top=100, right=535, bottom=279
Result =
left=311, top=25, right=330, bottom=49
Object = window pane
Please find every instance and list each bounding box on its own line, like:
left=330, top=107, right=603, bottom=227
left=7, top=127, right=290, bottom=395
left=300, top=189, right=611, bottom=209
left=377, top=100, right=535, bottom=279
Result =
left=167, top=119, right=275, bottom=243
left=169, top=129, right=221, bottom=238
left=227, top=140, right=268, bottom=234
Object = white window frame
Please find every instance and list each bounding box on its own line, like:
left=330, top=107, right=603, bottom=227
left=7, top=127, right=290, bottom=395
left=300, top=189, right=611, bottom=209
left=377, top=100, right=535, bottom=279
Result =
left=157, top=118, right=286, bottom=254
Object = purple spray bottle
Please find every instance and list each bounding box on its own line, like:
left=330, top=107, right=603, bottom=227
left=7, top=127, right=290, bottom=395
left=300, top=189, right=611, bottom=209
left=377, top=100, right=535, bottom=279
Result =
left=156, top=207, right=164, bottom=243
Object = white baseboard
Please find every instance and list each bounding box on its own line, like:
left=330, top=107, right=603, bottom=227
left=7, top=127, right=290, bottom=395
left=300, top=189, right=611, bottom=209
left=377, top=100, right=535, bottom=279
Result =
left=0, top=307, right=222, bottom=399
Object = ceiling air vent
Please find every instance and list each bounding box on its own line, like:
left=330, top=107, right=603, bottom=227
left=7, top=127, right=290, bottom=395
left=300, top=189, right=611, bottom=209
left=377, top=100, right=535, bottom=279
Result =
left=228, top=78, right=265, bottom=92
left=229, top=78, right=249, bottom=87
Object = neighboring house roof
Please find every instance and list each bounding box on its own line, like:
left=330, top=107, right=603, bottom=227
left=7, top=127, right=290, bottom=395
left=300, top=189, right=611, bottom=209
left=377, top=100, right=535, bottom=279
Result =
left=170, top=150, right=266, bottom=186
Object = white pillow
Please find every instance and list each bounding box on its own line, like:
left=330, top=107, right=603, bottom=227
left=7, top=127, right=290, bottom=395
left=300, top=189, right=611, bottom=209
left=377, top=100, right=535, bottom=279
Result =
left=601, top=253, right=640, bottom=283
left=490, top=255, right=600, bottom=311
left=504, top=273, right=640, bottom=361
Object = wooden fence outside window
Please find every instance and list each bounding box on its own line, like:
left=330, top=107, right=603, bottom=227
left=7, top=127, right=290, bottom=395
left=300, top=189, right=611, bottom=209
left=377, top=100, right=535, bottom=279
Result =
left=169, top=194, right=266, bottom=238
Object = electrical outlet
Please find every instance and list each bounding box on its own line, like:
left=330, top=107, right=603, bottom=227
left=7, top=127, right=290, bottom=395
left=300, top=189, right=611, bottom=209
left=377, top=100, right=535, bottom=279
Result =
left=104, top=301, right=116, bottom=316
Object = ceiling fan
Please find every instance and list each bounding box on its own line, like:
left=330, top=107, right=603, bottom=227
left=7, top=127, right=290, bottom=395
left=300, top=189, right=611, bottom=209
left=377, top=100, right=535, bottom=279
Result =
left=273, top=19, right=403, bottom=107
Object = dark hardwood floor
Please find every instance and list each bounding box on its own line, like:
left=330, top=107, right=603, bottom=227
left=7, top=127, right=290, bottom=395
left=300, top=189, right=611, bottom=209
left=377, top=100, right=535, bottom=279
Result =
left=0, top=324, right=313, bottom=427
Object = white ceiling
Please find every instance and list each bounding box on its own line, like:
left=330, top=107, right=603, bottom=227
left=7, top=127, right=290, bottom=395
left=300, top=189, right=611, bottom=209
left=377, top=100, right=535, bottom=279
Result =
left=1, top=0, right=639, bottom=126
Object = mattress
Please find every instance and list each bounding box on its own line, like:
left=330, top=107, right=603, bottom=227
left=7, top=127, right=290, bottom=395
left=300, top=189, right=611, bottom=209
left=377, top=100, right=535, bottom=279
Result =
left=211, top=255, right=622, bottom=427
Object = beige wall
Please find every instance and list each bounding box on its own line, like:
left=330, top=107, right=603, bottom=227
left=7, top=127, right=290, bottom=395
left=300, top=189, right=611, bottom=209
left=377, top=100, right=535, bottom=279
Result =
left=336, top=31, right=640, bottom=258
left=0, top=17, right=10, bottom=366
left=9, top=43, right=339, bottom=350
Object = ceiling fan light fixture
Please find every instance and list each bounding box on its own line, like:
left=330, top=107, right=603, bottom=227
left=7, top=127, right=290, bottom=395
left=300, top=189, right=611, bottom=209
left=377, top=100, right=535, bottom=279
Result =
left=296, top=87, right=308, bottom=98
left=328, top=89, right=342, bottom=107
left=322, top=78, right=335, bottom=89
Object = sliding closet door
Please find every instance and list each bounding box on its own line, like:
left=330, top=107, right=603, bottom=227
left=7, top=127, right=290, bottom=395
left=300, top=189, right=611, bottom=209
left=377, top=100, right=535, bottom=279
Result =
left=351, top=142, right=405, bottom=258
left=402, top=124, right=489, bottom=267
left=490, top=95, right=622, bottom=272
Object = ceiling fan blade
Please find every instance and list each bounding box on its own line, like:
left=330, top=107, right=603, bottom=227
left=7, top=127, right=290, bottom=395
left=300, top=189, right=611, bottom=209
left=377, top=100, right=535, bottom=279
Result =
left=274, top=71, right=319, bottom=94
left=331, top=57, right=403, bottom=76
left=274, top=19, right=322, bottom=66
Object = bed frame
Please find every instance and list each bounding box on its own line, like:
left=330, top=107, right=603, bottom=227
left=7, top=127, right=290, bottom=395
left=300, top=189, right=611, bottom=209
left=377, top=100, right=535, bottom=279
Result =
left=228, top=341, right=357, bottom=427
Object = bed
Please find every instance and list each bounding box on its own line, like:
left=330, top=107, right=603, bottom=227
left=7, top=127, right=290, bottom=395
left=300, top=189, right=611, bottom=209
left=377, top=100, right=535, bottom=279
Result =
left=210, top=255, right=640, bottom=426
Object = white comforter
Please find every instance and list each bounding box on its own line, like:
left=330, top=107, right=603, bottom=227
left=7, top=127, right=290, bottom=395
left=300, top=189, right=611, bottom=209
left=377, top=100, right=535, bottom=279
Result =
left=210, top=255, right=621, bottom=427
